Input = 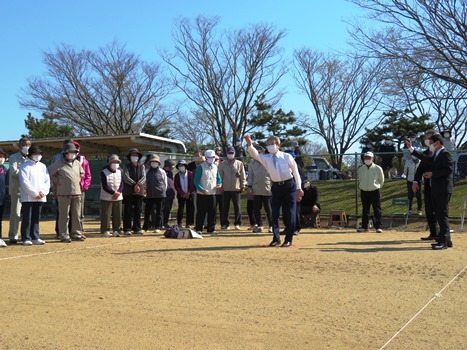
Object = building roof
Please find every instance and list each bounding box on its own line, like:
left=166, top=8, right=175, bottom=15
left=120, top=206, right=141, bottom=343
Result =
left=0, top=133, right=186, bottom=159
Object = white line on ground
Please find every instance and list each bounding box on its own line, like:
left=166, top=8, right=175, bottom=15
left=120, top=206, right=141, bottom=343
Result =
left=379, top=264, right=467, bottom=350
left=0, top=238, right=158, bottom=262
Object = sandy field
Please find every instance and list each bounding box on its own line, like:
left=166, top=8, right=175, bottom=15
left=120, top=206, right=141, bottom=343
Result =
left=0, top=218, right=466, bottom=350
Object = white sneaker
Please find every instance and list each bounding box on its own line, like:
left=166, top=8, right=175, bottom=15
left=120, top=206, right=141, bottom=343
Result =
left=356, top=228, right=368, bottom=232
left=221, top=225, right=230, bottom=230
left=376, top=228, right=383, bottom=233
left=102, top=231, right=113, bottom=237
left=124, top=231, right=132, bottom=236
left=32, top=239, right=45, bottom=245
left=0, top=239, right=7, bottom=247
left=253, top=226, right=263, bottom=233
left=23, top=240, right=33, bottom=246
left=234, top=225, right=241, bottom=230
left=268, top=227, right=273, bottom=233
left=154, top=229, right=160, bottom=233
left=113, top=231, right=121, bottom=237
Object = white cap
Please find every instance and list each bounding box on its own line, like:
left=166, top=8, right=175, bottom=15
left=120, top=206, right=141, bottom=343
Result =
left=204, top=149, right=215, bottom=158
left=364, top=151, right=374, bottom=158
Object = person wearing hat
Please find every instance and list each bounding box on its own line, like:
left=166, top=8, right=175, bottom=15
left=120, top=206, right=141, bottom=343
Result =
left=122, top=148, right=146, bottom=235
left=219, top=146, right=246, bottom=230
left=193, top=150, right=222, bottom=234
left=162, top=159, right=176, bottom=228
left=8, top=135, right=31, bottom=244
left=142, top=154, right=166, bottom=233
left=99, top=154, right=124, bottom=237
left=71, top=141, right=92, bottom=230
left=18, top=145, right=50, bottom=245
left=247, top=145, right=273, bottom=233
left=48, top=143, right=86, bottom=242
left=174, top=159, right=195, bottom=228
left=234, top=138, right=246, bottom=161
left=0, top=148, right=9, bottom=247
left=357, top=151, right=384, bottom=233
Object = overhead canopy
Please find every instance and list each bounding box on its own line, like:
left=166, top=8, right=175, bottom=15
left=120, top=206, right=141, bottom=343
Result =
left=0, top=133, right=187, bottom=160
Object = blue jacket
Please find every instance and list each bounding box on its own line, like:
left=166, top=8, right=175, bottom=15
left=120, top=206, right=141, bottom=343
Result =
left=0, top=165, right=7, bottom=205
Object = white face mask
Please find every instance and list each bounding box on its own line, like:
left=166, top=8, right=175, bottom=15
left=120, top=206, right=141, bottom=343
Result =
left=364, top=159, right=373, bottom=166
left=67, top=153, right=77, bottom=161
left=429, top=143, right=436, bottom=153
left=206, top=157, right=215, bottom=164
left=386, top=141, right=393, bottom=146
left=227, top=154, right=235, bottom=160
left=130, top=156, right=139, bottom=163
left=21, top=146, right=29, bottom=155
left=443, top=133, right=450, bottom=138
left=410, top=137, right=416, bottom=142
left=151, top=162, right=159, bottom=169
left=0, top=158, right=4, bottom=165
left=178, top=166, right=186, bottom=172
left=110, top=163, right=119, bottom=171
left=267, top=144, right=277, bottom=155
left=236, top=142, right=241, bottom=147
left=424, top=139, right=431, bottom=147
left=32, top=154, right=42, bottom=162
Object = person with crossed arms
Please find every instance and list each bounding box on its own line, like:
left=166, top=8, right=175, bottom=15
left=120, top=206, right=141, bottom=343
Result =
left=244, top=135, right=304, bottom=247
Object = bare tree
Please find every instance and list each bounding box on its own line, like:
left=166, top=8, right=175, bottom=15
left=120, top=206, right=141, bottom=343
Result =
left=382, top=60, right=467, bottom=147
left=348, top=0, right=467, bottom=89
left=162, top=16, right=287, bottom=151
left=20, top=41, right=173, bottom=136
left=293, top=49, right=384, bottom=169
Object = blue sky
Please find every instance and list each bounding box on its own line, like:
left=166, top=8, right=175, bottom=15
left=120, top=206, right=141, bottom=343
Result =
left=0, top=0, right=363, bottom=142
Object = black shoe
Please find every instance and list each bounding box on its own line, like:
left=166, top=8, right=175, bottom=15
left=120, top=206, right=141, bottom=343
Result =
left=9, top=240, right=18, bottom=245
left=421, top=235, right=437, bottom=241
left=447, top=241, right=453, bottom=248
left=432, top=243, right=447, bottom=250
left=281, top=241, right=292, bottom=247
left=269, top=240, right=281, bottom=247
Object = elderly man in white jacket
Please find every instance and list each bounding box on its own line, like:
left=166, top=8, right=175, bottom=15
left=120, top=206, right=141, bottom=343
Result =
left=19, top=145, right=50, bottom=245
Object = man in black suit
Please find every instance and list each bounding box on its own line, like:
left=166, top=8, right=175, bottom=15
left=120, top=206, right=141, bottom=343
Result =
left=408, top=134, right=454, bottom=250
left=411, top=130, right=438, bottom=241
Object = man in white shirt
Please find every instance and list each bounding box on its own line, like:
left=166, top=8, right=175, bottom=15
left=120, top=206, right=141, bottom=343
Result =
left=244, top=135, right=304, bottom=247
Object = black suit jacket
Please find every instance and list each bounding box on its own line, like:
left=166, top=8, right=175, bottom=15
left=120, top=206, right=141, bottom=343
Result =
left=413, top=149, right=432, bottom=190
left=430, top=148, right=454, bottom=194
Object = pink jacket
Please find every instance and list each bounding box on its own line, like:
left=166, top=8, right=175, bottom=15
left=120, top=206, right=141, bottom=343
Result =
left=78, top=154, right=92, bottom=191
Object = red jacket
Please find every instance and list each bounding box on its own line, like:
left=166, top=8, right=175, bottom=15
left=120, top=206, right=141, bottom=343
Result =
left=174, top=171, right=194, bottom=197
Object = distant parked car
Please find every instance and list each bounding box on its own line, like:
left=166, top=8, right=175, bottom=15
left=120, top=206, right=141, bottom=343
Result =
left=303, top=157, right=343, bottom=181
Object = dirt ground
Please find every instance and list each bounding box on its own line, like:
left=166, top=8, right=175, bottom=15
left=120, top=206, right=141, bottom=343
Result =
left=0, top=218, right=466, bottom=350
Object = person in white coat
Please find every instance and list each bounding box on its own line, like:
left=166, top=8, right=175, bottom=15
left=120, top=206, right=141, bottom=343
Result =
left=19, top=145, right=50, bottom=245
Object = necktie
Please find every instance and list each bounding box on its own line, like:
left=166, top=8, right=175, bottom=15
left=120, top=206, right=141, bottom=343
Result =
left=272, top=154, right=277, bottom=168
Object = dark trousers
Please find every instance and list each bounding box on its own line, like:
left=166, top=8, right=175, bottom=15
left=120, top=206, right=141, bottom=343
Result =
left=221, top=191, right=241, bottom=227
left=123, top=195, right=143, bottom=231
left=163, top=197, right=174, bottom=228
left=253, top=195, right=272, bottom=228
left=143, top=197, right=164, bottom=230
left=300, top=205, right=320, bottom=227
left=215, top=194, right=224, bottom=224
left=177, top=195, right=194, bottom=227
left=407, top=181, right=422, bottom=211
left=361, top=189, right=382, bottom=229
left=432, top=192, right=451, bottom=245
left=0, top=204, right=4, bottom=239
left=271, top=180, right=296, bottom=243
left=247, top=199, right=255, bottom=226
left=100, top=200, right=122, bottom=233
left=21, top=202, right=43, bottom=242
left=424, top=188, right=438, bottom=237
left=195, top=194, right=216, bottom=233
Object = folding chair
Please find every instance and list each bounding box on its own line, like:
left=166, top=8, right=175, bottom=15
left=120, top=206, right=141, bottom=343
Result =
left=389, top=198, right=409, bottom=229
left=461, top=196, right=467, bottom=232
